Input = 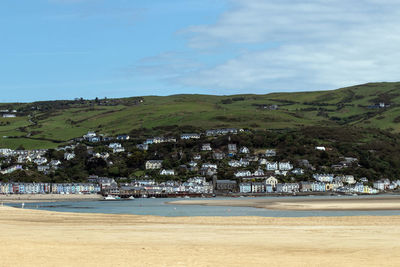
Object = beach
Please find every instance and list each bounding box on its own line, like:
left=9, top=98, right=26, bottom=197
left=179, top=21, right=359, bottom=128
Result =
left=1, top=206, right=400, bottom=266
left=0, top=194, right=102, bottom=203
left=170, top=195, right=400, bottom=211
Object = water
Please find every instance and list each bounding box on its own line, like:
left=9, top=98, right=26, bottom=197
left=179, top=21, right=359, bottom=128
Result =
left=6, top=196, right=400, bottom=217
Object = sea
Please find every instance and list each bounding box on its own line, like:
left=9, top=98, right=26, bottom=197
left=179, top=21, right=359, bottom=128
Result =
left=5, top=195, right=400, bottom=217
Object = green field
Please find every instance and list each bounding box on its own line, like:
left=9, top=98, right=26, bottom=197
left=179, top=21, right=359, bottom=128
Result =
left=1, top=82, right=400, bottom=149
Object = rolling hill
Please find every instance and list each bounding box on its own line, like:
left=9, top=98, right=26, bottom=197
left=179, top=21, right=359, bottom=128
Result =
left=1, top=82, right=400, bottom=149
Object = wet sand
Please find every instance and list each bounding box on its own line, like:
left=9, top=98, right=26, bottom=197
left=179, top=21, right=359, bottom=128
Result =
left=1, top=206, right=400, bottom=266
left=169, top=196, right=400, bottom=211
left=0, top=194, right=102, bottom=203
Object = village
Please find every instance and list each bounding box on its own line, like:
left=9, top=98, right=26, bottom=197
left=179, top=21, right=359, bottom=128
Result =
left=1, top=128, right=400, bottom=197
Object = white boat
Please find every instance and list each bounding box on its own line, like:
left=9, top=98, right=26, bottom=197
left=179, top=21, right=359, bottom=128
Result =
left=128, top=196, right=135, bottom=200
left=104, top=195, right=117, bottom=200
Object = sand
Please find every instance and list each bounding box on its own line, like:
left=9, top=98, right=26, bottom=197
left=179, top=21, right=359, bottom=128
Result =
left=170, top=196, right=400, bottom=211
left=0, top=194, right=102, bottom=203
left=1, top=206, right=400, bottom=267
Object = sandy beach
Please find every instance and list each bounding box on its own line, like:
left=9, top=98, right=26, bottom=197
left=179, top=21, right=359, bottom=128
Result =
left=0, top=194, right=102, bottom=203
left=170, top=196, right=400, bottom=211
left=1, top=206, right=400, bottom=267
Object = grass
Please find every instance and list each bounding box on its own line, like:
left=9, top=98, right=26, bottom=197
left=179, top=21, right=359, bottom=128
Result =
left=1, top=82, right=399, bottom=149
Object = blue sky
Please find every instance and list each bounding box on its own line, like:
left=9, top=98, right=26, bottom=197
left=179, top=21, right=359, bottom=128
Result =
left=1, top=0, right=399, bottom=102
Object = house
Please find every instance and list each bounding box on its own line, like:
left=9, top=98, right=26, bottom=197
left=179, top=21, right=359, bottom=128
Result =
left=216, top=180, right=237, bottom=193
left=33, top=157, right=48, bottom=165
left=313, top=174, right=334, bottom=183
left=88, top=136, right=100, bottom=143
left=193, top=154, right=201, bottom=160
left=2, top=114, right=16, bottom=118
left=112, top=147, right=125, bottom=153
left=279, top=162, right=293, bottom=171
left=266, top=184, right=274, bottom=193
left=181, top=133, right=201, bottom=140
left=83, top=131, right=97, bottom=139
left=188, top=161, right=198, bottom=167
left=200, top=167, right=217, bottom=177
left=136, top=144, right=149, bottom=151
left=300, top=182, right=312, bottom=192
left=315, top=146, right=326, bottom=151
left=235, top=170, right=252, bottom=178
left=205, top=128, right=238, bottom=136
left=38, top=165, right=50, bottom=172
left=266, top=161, right=278, bottom=171
left=251, top=182, right=265, bottom=193
left=265, top=176, right=278, bottom=188
left=228, top=144, right=237, bottom=153
left=117, top=135, right=130, bottom=141
left=342, top=175, right=356, bottom=184
left=360, top=177, right=369, bottom=184
left=49, top=160, right=62, bottom=167
left=202, top=163, right=217, bottom=169
left=265, top=149, right=276, bottom=157
left=239, top=147, right=250, bottom=154
left=228, top=160, right=241, bottom=167
left=145, top=160, right=163, bottom=170
left=160, top=169, right=175, bottom=176
left=213, top=152, right=225, bottom=160
left=276, top=183, right=299, bottom=193
left=239, top=183, right=252, bottom=193
left=64, top=153, right=75, bottom=161
left=292, top=168, right=304, bottom=175
left=201, top=143, right=212, bottom=151
left=311, top=182, right=326, bottom=192
left=239, top=158, right=250, bottom=167
left=109, top=143, right=122, bottom=149
left=253, top=168, right=265, bottom=177
left=354, top=183, right=364, bottom=193
left=373, top=179, right=390, bottom=191
left=0, top=165, right=23, bottom=175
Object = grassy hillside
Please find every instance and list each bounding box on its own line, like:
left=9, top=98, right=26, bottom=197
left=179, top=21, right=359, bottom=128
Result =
left=1, top=82, right=400, bottom=149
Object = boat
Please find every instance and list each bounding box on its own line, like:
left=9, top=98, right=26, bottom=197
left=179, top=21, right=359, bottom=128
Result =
left=184, top=196, right=190, bottom=199
left=128, top=196, right=135, bottom=200
left=104, top=195, right=117, bottom=200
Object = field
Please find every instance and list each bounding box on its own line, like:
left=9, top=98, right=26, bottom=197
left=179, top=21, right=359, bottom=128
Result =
left=1, top=82, right=400, bottom=149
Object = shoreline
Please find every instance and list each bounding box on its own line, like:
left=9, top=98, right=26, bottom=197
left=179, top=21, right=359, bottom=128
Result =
left=1, top=205, right=400, bottom=266
left=168, top=195, right=400, bottom=211
left=0, top=194, right=102, bottom=203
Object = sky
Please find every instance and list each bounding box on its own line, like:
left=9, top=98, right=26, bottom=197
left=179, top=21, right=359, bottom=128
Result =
left=1, top=0, right=399, bottom=102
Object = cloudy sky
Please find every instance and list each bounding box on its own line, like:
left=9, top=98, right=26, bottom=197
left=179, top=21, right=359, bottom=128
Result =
left=1, top=0, right=399, bottom=101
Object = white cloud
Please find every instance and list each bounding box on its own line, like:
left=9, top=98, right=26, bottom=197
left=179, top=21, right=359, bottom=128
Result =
left=148, top=0, right=400, bottom=93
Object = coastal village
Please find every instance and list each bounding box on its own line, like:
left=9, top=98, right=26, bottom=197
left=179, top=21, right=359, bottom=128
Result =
left=1, top=128, right=399, bottom=197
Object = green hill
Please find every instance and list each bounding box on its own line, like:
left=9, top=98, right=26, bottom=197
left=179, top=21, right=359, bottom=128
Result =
left=1, top=82, right=400, bottom=149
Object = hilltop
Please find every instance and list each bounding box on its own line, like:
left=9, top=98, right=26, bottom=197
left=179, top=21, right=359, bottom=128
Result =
left=1, top=82, right=400, bottom=149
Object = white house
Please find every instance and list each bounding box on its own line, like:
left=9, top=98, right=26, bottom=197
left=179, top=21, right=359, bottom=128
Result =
left=266, top=162, right=278, bottom=171
left=160, top=169, right=175, bottom=176
left=313, top=174, right=334, bottom=183
left=201, top=143, right=212, bottom=151
left=109, top=143, right=122, bottom=149
left=181, top=133, right=201, bottom=140
left=33, top=157, right=48, bottom=165
left=265, top=176, right=278, bottom=188
left=315, top=146, right=326, bottom=151
left=145, top=160, right=163, bottom=170
left=279, top=162, right=293, bottom=171
left=202, top=163, right=217, bottom=169
left=253, top=169, right=265, bottom=177
left=64, top=153, right=75, bottom=161
left=235, top=170, right=252, bottom=178
left=239, top=146, right=250, bottom=154
left=265, top=149, right=276, bottom=157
